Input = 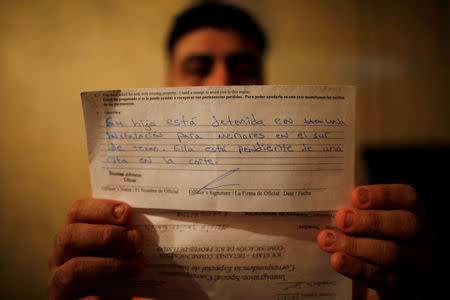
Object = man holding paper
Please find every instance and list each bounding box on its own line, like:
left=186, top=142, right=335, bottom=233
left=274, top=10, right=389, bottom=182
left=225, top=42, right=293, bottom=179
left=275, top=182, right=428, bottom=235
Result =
left=47, top=2, right=436, bottom=299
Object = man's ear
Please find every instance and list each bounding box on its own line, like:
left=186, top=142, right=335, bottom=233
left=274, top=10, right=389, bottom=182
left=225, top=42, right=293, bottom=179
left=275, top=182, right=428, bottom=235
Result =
left=164, top=56, right=174, bottom=87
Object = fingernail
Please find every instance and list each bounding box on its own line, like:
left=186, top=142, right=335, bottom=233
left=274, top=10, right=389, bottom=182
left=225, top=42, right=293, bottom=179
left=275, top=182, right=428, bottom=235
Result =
left=336, top=253, right=346, bottom=271
left=113, top=204, right=125, bottom=219
left=344, top=211, right=355, bottom=228
left=324, top=232, right=336, bottom=248
left=127, top=229, right=137, bottom=244
left=358, top=187, right=369, bottom=204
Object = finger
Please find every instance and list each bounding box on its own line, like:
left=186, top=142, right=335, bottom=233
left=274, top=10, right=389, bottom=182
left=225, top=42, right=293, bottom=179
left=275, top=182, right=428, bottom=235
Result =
left=48, top=252, right=57, bottom=272
left=77, top=294, right=133, bottom=300
left=53, top=223, right=143, bottom=266
left=351, top=184, right=420, bottom=211
left=80, top=297, right=136, bottom=300
left=317, top=230, right=416, bottom=268
left=330, top=252, right=405, bottom=295
left=47, top=255, right=145, bottom=299
left=66, top=198, right=131, bottom=225
left=335, top=208, right=420, bottom=240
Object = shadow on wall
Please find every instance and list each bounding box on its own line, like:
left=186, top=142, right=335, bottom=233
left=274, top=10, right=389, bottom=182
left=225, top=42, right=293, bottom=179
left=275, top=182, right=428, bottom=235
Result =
left=363, top=143, right=448, bottom=296
left=363, top=144, right=449, bottom=230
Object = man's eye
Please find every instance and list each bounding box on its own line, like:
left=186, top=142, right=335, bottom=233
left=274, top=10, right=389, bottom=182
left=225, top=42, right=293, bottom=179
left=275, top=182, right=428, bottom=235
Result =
left=229, top=62, right=259, bottom=78
left=184, top=64, right=211, bottom=76
left=230, top=62, right=254, bottom=75
left=227, top=55, right=259, bottom=78
left=182, top=56, right=213, bottom=77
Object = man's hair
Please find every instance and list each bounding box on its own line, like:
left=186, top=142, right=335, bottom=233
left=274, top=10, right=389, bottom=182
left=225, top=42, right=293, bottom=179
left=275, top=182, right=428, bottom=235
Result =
left=167, top=1, right=267, bottom=55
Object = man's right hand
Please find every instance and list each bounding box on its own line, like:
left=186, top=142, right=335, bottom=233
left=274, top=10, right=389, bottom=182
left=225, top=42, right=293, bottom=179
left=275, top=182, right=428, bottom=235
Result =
left=47, top=198, right=145, bottom=299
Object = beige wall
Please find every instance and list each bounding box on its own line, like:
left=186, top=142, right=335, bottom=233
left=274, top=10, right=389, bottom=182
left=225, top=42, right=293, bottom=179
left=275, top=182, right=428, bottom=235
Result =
left=0, top=0, right=448, bottom=298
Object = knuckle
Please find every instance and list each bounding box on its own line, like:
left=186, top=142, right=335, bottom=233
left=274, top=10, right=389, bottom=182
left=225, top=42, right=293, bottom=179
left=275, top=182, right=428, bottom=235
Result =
left=48, top=253, right=55, bottom=269
left=384, top=273, right=401, bottom=293
left=56, top=224, right=76, bottom=253
left=109, top=258, right=123, bottom=274
left=55, top=224, right=76, bottom=253
left=67, top=199, right=85, bottom=223
left=366, top=213, right=383, bottom=234
left=100, top=226, right=116, bottom=247
left=46, top=273, right=57, bottom=298
left=98, top=257, right=123, bottom=275
left=404, top=184, right=419, bottom=206
left=403, top=211, right=420, bottom=237
left=381, top=242, right=401, bottom=267
left=366, top=268, right=387, bottom=290
left=366, top=185, right=389, bottom=207
left=49, top=260, right=78, bottom=295
left=341, top=236, right=358, bottom=255
left=377, top=186, right=391, bottom=204
left=133, top=228, right=144, bottom=249
left=59, top=259, right=79, bottom=286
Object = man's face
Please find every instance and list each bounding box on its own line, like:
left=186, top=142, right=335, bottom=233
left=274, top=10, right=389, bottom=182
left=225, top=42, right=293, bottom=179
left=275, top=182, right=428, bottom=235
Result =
left=167, top=27, right=264, bottom=86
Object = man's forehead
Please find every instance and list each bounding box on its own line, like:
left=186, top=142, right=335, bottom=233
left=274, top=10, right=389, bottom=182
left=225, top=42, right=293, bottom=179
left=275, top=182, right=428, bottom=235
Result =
left=171, top=27, right=261, bottom=59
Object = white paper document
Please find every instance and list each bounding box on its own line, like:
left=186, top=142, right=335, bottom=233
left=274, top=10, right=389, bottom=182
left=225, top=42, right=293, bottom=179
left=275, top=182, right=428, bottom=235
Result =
left=110, top=210, right=352, bottom=300
left=81, top=85, right=354, bottom=299
left=81, top=85, right=355, bottom=212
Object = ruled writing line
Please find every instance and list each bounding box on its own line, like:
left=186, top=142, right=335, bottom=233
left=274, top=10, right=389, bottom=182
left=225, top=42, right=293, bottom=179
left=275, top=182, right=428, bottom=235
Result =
left=102, top=150, right=343, bottom=156
left=100, top=143, right=344, bottom=146
left=98, top=155, right=344, bottom=159
left=102, top=162, right=343, bottom=166
left=97, top=138, right=345, bottom=140
left=98, top=130, right=345, bottom=133
left=96, top=125, right=346, bottom=127
left=102, top=167, right=344, bottom=172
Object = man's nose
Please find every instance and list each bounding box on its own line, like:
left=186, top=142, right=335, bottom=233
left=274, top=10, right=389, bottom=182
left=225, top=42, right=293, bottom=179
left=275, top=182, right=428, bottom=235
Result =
left=204, top=62, right=231, bottom=86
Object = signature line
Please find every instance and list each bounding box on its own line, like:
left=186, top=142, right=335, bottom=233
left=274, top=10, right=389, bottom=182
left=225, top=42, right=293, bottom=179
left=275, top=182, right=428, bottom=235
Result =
left=192, top=168, right=240, bottom=195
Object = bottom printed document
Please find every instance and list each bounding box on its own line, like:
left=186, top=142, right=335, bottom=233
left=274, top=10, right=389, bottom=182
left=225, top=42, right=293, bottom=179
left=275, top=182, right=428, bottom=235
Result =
left=108, top=210, right=351, bottom=299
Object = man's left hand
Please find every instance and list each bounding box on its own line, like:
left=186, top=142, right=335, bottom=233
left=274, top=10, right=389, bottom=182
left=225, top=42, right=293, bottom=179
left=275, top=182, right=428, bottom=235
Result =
left=317, top=184, right=436, bottom=298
